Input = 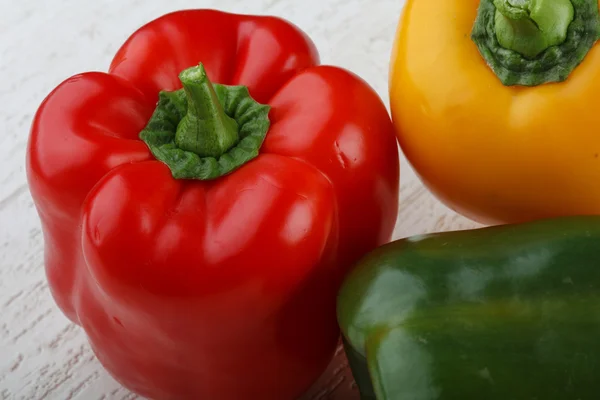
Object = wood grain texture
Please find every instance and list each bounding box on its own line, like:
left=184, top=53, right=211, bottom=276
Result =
left=0, top=0, right=480, bottom=398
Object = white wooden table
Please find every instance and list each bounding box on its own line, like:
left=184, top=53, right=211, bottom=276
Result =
left=0, top=0, right=480, bottom=398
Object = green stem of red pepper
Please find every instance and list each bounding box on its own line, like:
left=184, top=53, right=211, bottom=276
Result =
left=139, top=63, right=271, bottom=180
left=176, top=65, right=240, bottom=157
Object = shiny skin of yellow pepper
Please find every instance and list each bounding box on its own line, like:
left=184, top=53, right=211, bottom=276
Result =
left=390, top=0, right=600, bottom=225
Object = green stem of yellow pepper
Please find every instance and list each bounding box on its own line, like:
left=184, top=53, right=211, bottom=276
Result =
left=471, top=0, right=600, bottom=86
left=493, top=0, right=574, bottom=59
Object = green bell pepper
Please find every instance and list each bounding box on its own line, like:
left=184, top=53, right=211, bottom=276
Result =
left=337, top=216, right=600, bottom=400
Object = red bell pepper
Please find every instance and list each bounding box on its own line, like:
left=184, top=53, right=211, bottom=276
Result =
left=26, top=9, right=399, bottom=400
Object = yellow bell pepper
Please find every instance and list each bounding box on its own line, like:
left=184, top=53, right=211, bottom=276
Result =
left=390, top=0, right=600, bottom=224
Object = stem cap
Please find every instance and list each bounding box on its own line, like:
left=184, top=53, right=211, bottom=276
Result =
left=472, top=0, right=600, bottom=86
left=140, top=64, right=271, bottom=180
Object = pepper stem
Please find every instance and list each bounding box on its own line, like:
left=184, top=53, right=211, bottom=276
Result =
left=494, top=0, right=574, bottom=59
left=175, top=64, right=239, bottom=157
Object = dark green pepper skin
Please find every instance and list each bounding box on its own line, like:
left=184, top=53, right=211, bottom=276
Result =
left=337, top=216, right=600, bottom=400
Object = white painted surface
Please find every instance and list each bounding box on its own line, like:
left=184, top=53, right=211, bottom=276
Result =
left=0, top=0, right=480, bottom=398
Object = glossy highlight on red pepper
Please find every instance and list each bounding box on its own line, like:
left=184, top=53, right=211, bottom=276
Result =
left=26, top=10, right=400, bottom=400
